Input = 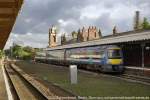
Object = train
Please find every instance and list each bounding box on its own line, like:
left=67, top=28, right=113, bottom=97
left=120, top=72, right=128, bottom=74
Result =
left=35, top=45, right=124, bottom=73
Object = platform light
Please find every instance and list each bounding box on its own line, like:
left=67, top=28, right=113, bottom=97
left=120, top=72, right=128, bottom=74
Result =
left=146, top=46, right=150, bottom=50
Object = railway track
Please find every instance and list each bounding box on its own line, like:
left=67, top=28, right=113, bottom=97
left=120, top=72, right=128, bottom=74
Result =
left=78, top=67, right=150, bottom=85
left=4, top=64, right=47, bottom=100
left=83, top=70, right=150, bottom=86
left=5, top=61, right=79, bottom=100
left=116, top=74, right=150, bottom=85
left=79, top=68, right=150, bottom=86
left=9, top=60, right=150, bottom=99
left=35, top=62, right=150, bottom=86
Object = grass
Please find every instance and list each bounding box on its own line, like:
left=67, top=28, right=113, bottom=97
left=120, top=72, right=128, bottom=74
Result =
left=16, top=61, right=150, bottom=96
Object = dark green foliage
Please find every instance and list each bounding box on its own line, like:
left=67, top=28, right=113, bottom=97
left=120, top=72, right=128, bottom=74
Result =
left=0, top=50, right=4, bottom=59
left=61, top=34, right=67, bottom=45
left=12, top=45, right=35, bottom=60
left=77, top=29, right=84, bottom=42
left=71, top=31, right=78, bottom=39
left=141, top=17, right=150, bottom=29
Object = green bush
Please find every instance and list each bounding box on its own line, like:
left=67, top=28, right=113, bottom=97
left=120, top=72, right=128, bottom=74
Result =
left=141, top=17, right=150, bottom=29
left=0, top=50, right=4, bottom=59
left=12, top=45, right=34, bottom=60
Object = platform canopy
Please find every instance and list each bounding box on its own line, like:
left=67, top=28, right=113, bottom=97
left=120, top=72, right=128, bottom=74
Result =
left=0, top=0, right=23, bottom=49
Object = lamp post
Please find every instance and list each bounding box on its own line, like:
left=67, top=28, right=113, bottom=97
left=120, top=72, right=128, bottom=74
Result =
left=141, top=43, right=145, bottom=68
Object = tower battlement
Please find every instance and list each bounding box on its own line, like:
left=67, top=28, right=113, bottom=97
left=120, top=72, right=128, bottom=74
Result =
left=49, top=25, right=57, bottom=47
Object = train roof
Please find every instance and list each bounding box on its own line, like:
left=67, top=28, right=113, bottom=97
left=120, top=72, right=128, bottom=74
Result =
left=46, top=29, right=150, bottom=51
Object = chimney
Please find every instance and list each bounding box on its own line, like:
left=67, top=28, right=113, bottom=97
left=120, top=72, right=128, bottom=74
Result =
left=134, top=11, right=140, bottom=30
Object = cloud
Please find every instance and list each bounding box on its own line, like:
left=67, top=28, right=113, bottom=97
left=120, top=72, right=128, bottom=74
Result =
left=80, top=5, right=102, bottom=20
left=5, top=0, right=150, bottom=49
left=5, top=32, right=48, bottom=49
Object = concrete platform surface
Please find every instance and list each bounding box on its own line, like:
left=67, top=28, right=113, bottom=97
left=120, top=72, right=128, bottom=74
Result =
left=0, top=66, right=8, bottom=100
left=6, top=65, right=38, bottom=100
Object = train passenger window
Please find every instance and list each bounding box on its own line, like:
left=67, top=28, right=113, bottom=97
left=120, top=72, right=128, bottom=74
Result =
left=108, top=49, right=121, bottom=59
left=100, top=51, right=105, bottom=58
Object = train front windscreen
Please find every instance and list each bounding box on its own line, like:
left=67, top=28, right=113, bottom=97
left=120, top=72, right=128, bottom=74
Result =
left=108, top=49, right=122, bottom=59
left=107, top=49, right=123, bottom=65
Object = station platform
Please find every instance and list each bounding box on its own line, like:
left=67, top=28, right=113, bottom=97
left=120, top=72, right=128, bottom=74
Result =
left=0, top=66, right=8, bottom=100
left=125, top=66, right=150, bottom=77
left=14, top=61, right=150, bottom=97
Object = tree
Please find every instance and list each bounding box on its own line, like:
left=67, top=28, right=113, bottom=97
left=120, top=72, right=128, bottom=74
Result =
left=77, top=29, right=84, bottom=42
left=71, top=31, right=78, bottom=39
left=13, top=45, right=24, bottom=58
left=22, top=46, right=35, bottom=59
left=142, top=17, right=150, bottom=29
left=0, top=50, right=4, bottom=59
left=12, top=45, right=33, bottom=60
left=98, top=29, right=102, bottom=37
left=113, top=26, right=117, bottom=35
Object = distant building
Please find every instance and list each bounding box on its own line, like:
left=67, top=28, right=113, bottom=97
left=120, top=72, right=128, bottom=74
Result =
left=78, top=26, right=101, bottom=41
left=61, top=34, right=67, bottom=45
left=61, top=26, right=101, bottom=45
left=49, top=25, right=57, bottom=47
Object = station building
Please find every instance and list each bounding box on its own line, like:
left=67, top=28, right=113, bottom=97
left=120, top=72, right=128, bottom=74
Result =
left=58, top=26, right=102, bottom=45
left=48, top=27, right=150, bottom=77
left=48, top=10, right=150, bottom=76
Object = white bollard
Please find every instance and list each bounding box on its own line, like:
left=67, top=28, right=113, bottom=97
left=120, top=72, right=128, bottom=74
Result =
left=70, top=65, right=77, bottom=84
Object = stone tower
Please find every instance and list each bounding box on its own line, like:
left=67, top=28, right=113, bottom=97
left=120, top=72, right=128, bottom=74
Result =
left=49, top=25, right=57, bottom=47
left=87, top=26, right=100, bottom=40
left=77, top=26, right=101, bottom=42
left=82, top=27, right=89, bottom=41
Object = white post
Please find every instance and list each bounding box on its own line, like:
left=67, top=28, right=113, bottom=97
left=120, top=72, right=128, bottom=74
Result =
left=70, top=65, right=77, bottom=84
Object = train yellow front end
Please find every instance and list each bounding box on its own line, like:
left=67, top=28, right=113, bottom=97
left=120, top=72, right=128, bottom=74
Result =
left=102, top=47, right=124, bottom=73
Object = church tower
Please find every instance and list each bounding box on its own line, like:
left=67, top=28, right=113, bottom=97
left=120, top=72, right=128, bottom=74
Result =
left=49, top=25, right=57, bottom=47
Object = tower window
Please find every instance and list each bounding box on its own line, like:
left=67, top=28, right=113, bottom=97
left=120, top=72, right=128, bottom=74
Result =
left=53, top=36, right=56, bottom=42
left=95, top=32, right=96, bottom=37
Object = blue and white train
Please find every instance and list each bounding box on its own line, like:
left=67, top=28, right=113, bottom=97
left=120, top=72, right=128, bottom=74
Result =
left=35, top=45, right=124, bottom=73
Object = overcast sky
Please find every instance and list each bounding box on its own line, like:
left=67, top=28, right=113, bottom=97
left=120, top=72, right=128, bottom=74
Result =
left=5, top=0, right=150, bottom=49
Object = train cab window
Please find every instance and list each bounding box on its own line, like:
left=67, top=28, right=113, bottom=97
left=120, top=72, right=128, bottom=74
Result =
left=108, top=49, right=121, bottom=59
